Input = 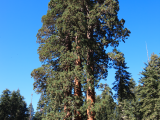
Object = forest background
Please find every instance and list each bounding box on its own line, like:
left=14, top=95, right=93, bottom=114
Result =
left=0, top=0, right=160, bottom=114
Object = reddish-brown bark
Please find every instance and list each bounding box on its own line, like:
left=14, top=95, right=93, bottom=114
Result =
left=74, top=37, right=82, bottom=120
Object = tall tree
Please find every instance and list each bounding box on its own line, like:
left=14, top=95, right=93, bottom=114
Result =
left=79, top=0, right=130, bottom=119
left=137, top=53, right=160, bottom=119
left=108, top=49, right=135, bottom=119
left=32, top=0, right=131, bottom=119
left=0, top=89, right=29, bottom=120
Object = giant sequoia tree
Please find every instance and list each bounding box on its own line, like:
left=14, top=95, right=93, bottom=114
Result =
left=31, top=0, right=131, bottom=120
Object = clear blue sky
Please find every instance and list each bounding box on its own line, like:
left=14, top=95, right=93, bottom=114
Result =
left=0, top=0, right=160, bottom=113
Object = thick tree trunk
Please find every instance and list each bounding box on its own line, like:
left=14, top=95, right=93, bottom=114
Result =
left=74, top=36, right=82, bottom=120
left=86, top=50, right=95, bottom=120
left=86, top=24, right=95, bottom=120
left=85, top=3, right=96, bottom=120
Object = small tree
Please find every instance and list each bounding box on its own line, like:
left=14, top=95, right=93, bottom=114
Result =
left=0, top=89, right=29, bottom=120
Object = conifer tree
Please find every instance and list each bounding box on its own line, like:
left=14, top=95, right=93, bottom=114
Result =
left=116, top=78, right=140, bottom=120
left=0, top=89, right=29, bottom=120
left=35, top=92, right=53, bottom=119
left=32, top=0, right=131, bottom=119
left=10, top=89, right=29, bottom=120
left=94, top=83, right=116, bottom=120
left=129, top=84, right=144, bottom=120
left=137, top=53, right=160, bottom=119
left=0, top=89, right=12, bottom=120
left=108, top=49, right=135, bottom=120
left=113, top=103, right=121, bottom=120
left=32, top=111, right=42, bottom=120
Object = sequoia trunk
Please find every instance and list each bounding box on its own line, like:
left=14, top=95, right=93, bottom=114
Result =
left=74, top=36, right=82, bottom=120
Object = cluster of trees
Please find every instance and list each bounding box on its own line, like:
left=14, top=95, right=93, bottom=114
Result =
left=30, top=53, right=160, bottom=120
left=0, top=52, right=160, bottom=120
left=1, top=53, right=160, bottom=120
left=0, top=89, right=49, bottom=120
left=1, top=0, right=160, bottom=120
left=0, top=89, right=31, bottom=120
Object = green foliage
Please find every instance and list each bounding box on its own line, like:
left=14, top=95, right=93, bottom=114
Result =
left=0, top=89, right=29, bottom=120
left=107, top=49, right=136, bottom=119
left=137, top=53, right=160, bottom=119
left=32, top=0, right=130, bottom=119
left=32, top=111, right=43, bottom=120
left=0, top=89, right=11, bottom=120
left=94, top=84, right=116, bottom=120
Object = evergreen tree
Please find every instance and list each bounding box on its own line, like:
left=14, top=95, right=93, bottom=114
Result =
left=109, top=49, right=135, bottom=120
left=94, top=83, right=116, bottom=120
left=35, top=92, right=53, bottom=119
left=137, top=53, right=160, bottom=120
left=32, top=0, right=130, bottom=119
left=32, top=111, right=42, bottom=120
left=116, top=78, right=138, bottom=120
left=130, top=84, right=144, bottom=120
left=0, top=89, right=12, bottom=120
left=0, top=89, right=29, bottom=120
left=31, top=64, right=54, bottom=119
left=113, top=103, right=121, bottom=120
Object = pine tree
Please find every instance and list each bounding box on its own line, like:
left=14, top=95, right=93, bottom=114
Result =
left=0, top=89, right=12, bottom=120
left=137, top=53, right=160, bottom=120
left=117, top=78, right=138, bottom=120
left=32, top=0, right=131, bottom=119
left=0, top=89, right=29, bottom=120
left=109, top=49, right=135, bottom=120
left=130, top=84, right=144, bottom=120
left=94, top=83, right=116, bottom=120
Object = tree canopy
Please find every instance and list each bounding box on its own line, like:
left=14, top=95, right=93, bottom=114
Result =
left=0, top=89, right=29, bottom=120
